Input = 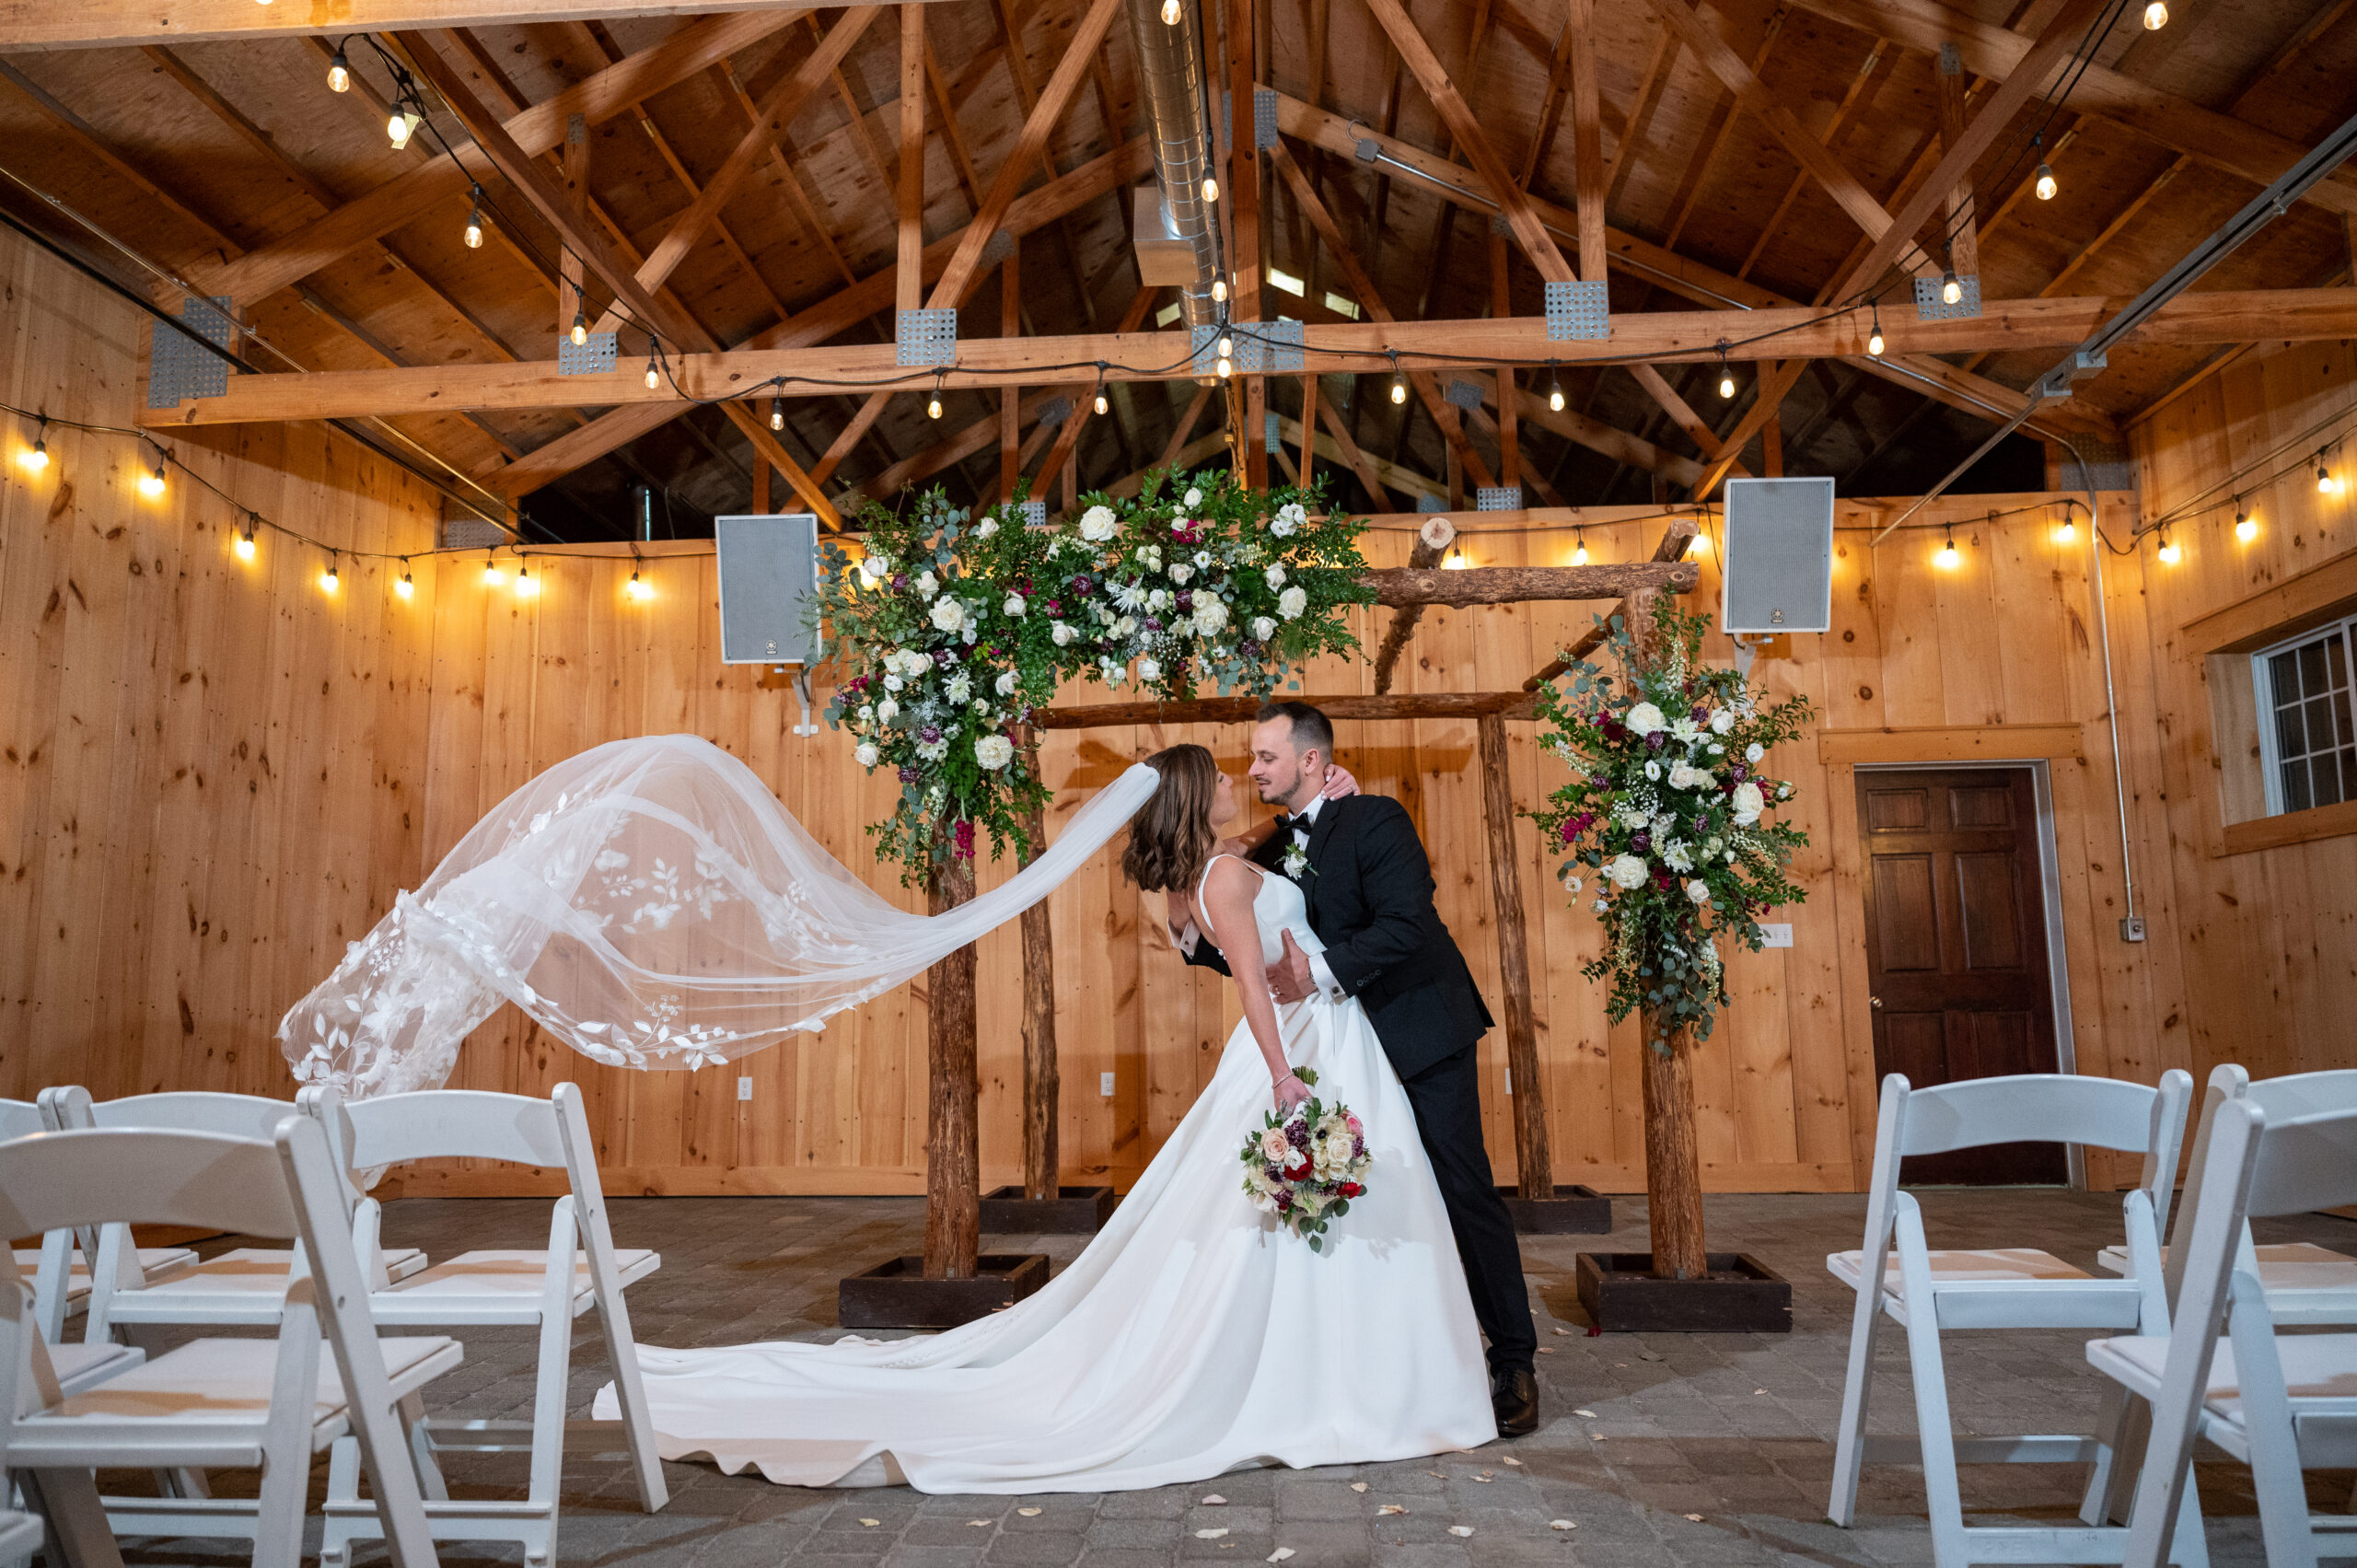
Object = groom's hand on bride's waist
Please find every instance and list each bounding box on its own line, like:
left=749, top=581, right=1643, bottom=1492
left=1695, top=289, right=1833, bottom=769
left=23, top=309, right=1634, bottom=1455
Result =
left=1268, top=931, right=1317, bottom=1004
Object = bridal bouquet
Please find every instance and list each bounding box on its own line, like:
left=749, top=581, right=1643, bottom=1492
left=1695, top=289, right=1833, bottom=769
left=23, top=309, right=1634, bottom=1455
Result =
left=1528, top=598, right=1814, bottom=1052
left=1238, top=1069, right=1370, bottom=1251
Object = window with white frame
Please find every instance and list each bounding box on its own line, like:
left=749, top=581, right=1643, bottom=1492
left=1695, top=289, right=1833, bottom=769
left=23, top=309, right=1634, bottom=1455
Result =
left=2254, top=616, right=2357, bottom=815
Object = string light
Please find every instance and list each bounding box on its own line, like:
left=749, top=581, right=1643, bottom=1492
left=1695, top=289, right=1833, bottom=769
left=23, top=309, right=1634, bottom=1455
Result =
left=927, top=371, right=945, bottom=421
left=1388, top=351, right=1407, bottom=406
left=235, top=517, right=258, bottom=561
left=2036, top=162, right=2057, bottom=201
left=2143, top=0, right=2166, bottom=27
left=21, top=415, right=49, bottom=471
left=643, top=350, right=660, bottom=391
left=139, top=458, right=167, bottom=498
left=1940, top=270, right=1963, bottom=307
left=482, top=551, right=506, bottom=588
left=1216, top=333, right=1233, bottom=358
left=1202, top=175, right=1219, bottom=204
left=1093, top=366, right=1109, bottom=416
left=570, top=310, right=587, bottom=347
left=1867, top=304, right=1885, bottom=357
left=1547, top=360, right=1564, bottom=412
left=326, top=49, right=351, bottom=93
left=1216, top=354, right=1233, bottom=379
left=2156, top=528, right=2182, bottom=564
left=388, top=99, right=421, bottom=150
left=625, top=568, right=653, bottom=601
left=2319, top=453, right=2340, bottom=494
left=1716, top=343, right=1735, bottom=401
left=515, top=563, right=540, bottom=599
left=1160, top=0, right=1181, bottom=22
left=769, top=396, right=784, bottom=431
left=2235, top=499, right=2257, bottom=541
left=1443, top=543, right=1469, bottom=570
left=319, top=553, right=340, bottom=594
left=1688, top=529, right=1711, bottom=557
left=1211, top=277, right=1227, bottom=304
left=1935, top=527, right=1960, bottom=569
left=464, top=185, right=483, bottom=250
left=2056, top=512, right=2076, bottom=544
left=1573, top=527, right=1588, bottom=566
left=395, top=561, right=415, bottom=598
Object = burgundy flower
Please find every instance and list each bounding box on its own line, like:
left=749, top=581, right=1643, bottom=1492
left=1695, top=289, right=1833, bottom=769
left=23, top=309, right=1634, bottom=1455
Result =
left=1730, top=762, right=1748, bottom=781
left=891, top=573, right=908, bottom=590
left=1144, top=617, right=1162, bottom=632
left=1690, top=703, right=1709, bottom=722
left=1646, top=732, right=1667, bottom=751
left=1047, top=599, right=1063, bottom=614
left=954, top=819, right=975, bottom=860
left=935, top=648, right=956, bottom=668
left=898, top=765, right=921, bottom=784
left=1654, top=867, right=1674, bottom=889
left=1176, top=590, right=1193, bottom=611
left=1630, top=830, right=1651, bottom=853
left=919, top=725, right=943, bottom=744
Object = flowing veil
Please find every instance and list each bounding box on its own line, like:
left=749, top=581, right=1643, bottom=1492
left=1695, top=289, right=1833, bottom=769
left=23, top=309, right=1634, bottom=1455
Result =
left=278, top=736, right=1162, bottom=1098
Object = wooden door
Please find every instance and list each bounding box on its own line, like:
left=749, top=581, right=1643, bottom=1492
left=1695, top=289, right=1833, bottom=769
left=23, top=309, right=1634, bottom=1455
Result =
left=1858, top=768, right=2066, bottom=1186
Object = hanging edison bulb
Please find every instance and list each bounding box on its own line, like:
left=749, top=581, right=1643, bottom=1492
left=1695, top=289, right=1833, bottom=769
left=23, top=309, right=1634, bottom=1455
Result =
left=139, top=462, right=167, bottom=498
left=1160, top=0, right=1181, bottom=22
left=2056, top=515, right=2076, bottom=544
left=1389, top=374, right=1407, bottom=405
left=515, top=564, right=540, bottom=599
left=570, top=311, right=588, bottom=348
left=626, top=570, right=653, bottom=601
left=396, top=563, right=415, bottom=598
left=1718, top=366, right=1736, bottom=400
left=2235, top=506, right=2258, bottom=541
left=1094, top=389, right=1109, bottom=415
left=235, top=526, right=257, bottom=562
left=1216, top=355, right=1233, bottom=379
left=327, top=50, right=351, bottom=93
left=1867, top=315, right=1886, bottom=356
left=1573, top=529, right=1588, bottom=565
left=2036, top=163, right=2058, bottom=201
left=2142, top=0, right=2166, bottom=27
left=1211, top=277, right=1227, bottom=304
left=2156, top=531, right=2182, bottom=563
left=1941, top=271, right=1963, bottom=306
left=1935, top=531, right=1960, bottom=570
left=769, top=397, right=784, bottom=431
left=643, top=353, right=660, bottom=390
left=319, top=558, right=341, bottom=594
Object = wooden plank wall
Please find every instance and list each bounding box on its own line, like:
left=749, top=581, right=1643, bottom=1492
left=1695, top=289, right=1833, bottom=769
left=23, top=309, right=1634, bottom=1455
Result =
left=21, top=224, right=2355, bottom=1200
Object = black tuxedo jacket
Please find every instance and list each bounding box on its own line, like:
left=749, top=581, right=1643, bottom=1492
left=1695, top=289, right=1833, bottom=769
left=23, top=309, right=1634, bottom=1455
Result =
left=1186, top=795, right=1492, bottom=1080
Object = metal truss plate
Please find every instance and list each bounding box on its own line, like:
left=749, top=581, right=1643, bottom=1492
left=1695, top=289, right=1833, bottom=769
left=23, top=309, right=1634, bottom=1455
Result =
left=896, top=308, right=958, bottom=366
left=1020, top=500, right=1048, bottom=528
left=1445, top=377, right=1485, bottom=412
left=1254, top=87, right=1280, bottom=149
left=1038, top=395, right=1072, bottom=427
left=1913, top=273, right=1982, bottom=320
left=1545, top=279, right=1609, bottom=342
left=147, top=296, right=238, bottom=409
left=1416, top=494, right=1447, bottom=513
left=1477, top=486, right=1523, bottom=511
left=557, top=331, right=618, bottom=376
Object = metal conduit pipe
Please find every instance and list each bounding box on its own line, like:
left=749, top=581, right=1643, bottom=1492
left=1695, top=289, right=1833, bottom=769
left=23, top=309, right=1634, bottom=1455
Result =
left=1126, top=0, right=1225, bottom=357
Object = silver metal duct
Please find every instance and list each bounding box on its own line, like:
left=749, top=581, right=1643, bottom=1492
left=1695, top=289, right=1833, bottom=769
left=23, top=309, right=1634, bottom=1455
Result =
left=1126, top=0, right=1225, bottom=340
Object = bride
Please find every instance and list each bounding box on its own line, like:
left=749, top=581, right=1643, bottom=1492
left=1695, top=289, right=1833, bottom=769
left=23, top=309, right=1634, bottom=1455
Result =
left=588, top=742, right=1496, bottom=1492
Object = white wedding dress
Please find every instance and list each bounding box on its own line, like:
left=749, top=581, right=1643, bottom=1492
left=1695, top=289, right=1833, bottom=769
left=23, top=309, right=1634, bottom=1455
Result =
left=591, top=854, right=1496, bottom=1492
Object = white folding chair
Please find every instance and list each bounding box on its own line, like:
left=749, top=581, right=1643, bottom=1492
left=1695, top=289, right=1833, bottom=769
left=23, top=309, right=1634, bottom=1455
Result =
left=1826, top=1070, right=2204, bottom=1567
left=2094, top=1067, right=2357, bottom=1324
left=2100, top=1098, right=2357, bottom=1568
left=45, top=1088, right=425, bottom=1344
left=0, top=1098, right=189, bottom=1354
left=0, top=1117, right=459, bottom=1568
left=314, top=1084, right=667, bottom=1568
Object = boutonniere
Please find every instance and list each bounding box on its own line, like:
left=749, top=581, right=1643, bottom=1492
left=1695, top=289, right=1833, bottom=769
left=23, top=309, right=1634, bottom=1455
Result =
left=1281, top=841, right=1312, bottom=881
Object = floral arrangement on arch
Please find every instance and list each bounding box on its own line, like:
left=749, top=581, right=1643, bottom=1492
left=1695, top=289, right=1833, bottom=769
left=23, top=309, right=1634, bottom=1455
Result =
left=1527, top=600, right=1815, bottom=1052
left=818, top=474, right=1370, bottom=883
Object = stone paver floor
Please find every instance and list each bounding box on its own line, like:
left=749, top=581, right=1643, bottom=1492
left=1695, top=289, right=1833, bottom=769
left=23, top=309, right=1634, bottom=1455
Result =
left=113, top=1189, right=2357, bottom=1567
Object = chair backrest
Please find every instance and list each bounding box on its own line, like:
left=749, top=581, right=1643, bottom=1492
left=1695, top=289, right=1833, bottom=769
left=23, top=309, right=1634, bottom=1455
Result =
left=52, top=1087, right=301, bottom=1140
left=333, top=1084, right=611, bottom=1234
left=0, top=1099, right=43, bottom=1144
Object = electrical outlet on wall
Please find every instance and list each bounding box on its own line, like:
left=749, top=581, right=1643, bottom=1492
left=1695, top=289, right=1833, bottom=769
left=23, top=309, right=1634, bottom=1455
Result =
left=1760, top=923, right=1794, bottom=947
left=737, top=1076, right=752, bottom=1101
left=1099, top=1072, right=1116, bottom=1097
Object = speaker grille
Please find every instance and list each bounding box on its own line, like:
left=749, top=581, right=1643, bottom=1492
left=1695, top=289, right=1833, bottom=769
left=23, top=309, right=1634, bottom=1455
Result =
left=1721, top=477, right=1833, bottom=634
left=716, top=514, right=820, bottom=666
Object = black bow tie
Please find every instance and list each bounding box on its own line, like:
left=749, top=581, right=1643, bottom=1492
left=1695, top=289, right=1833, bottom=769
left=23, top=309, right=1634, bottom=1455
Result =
left=1279, top=811, right=1314, bottom=836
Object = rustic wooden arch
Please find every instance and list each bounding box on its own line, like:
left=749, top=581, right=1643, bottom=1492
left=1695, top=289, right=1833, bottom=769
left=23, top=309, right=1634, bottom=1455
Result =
left=864, top=517, right=1703, bottom=1320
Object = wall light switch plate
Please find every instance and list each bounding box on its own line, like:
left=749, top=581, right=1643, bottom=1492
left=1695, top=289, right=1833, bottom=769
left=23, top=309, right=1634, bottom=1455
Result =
left=1760, top=923, right=1794, bottom=948
left=1099, top=1072, right=1116, bottom=1097
left=737, top=1076, right=753, bottom=1101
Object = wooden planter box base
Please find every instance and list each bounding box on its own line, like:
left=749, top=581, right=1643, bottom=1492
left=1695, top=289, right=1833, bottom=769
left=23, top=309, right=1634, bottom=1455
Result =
left=1573, top=1251, right=1792, bottom=1334
left=1495, top=1184, right=1612, bottom=1234
left=839, top=1254, right=1051, bottom=1330
left=979, top=1184, right=1118, bottom=1234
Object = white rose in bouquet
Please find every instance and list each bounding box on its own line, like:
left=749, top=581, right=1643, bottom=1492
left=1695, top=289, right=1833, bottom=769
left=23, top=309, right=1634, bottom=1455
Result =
left=853, top=743, right=879, bottom=768
left=1625, top=701, right=1666, bottom=736
left=1184, top=487, right=1203, bottom=508
left=1251, top=615, right=1276, bottom=641
left=1608, top=854, right=1649, bottom=889
left=1746, top=741, right=1765, bottom=763
left=1259, top=1128, right=1291, bottom=1162
left=1079, top=505, right=1118, bottom=541
left=883, top=674, right=904, bottom=693
left=1136, top=656, right=1163, bottom=682
left=929, top=598, right=965, bottom=633
left=1686, top=879, right=1711, bottom=904
left=860, top=552, right=889, bottom=581
left=1051, top=621, right=1076, bottom=646
left=995, top=670, right=1018, bottom=697
left=975, top=516, right=998, bottom=537
left=1192, top=599, right=1229, bottom=636
left=915, top=571, right=938, bottom=596
left=1710, top=707, right=1736, bottom=735
left=876, top=697, right=900, bottom=723
left=974, top=734, right=1015, bottom=771
left=1614, top=803, right=1650, bottom=830
left=1732, top=781, right=1765, bottom=824
left=1170, top=563, right=1194, bottom=585
left=1003, top=592, right=1026, bottom=616
left=1265, top=563, right=1287, bottom=589
left=1560, top=870, right=1583, bottom=894
left=1278, top=586, right=1307, bottom=620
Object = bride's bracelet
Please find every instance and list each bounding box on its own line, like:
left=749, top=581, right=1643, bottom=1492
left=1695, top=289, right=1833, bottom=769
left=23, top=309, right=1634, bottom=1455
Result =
left=1274, top=1071, right=1304, bottom=1090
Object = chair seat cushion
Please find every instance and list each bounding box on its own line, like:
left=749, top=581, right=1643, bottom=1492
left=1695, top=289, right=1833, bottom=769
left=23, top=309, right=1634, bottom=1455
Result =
left=1829, top=1247, right=2095, bottom=1291
left=377, top=1248, right=660, bottom=1309
left=2088, top=1331, right=2357, bottom=1431
left=36, top=1336, right=460, bottom=1435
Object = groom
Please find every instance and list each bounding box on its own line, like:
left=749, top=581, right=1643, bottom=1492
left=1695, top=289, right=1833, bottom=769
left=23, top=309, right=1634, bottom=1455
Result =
left=1179, top=700, right=1539, bottom=1436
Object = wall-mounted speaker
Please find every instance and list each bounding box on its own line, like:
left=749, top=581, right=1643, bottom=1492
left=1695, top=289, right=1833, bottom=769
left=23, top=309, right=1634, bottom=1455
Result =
left=1720, top=476, right=1833, bottom=634
left=715, top=513, right=820, bottom=665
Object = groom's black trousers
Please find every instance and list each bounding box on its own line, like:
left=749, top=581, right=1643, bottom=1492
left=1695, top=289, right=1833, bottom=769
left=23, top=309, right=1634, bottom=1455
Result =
left=1398, top=1043, right=1538, bottom=1376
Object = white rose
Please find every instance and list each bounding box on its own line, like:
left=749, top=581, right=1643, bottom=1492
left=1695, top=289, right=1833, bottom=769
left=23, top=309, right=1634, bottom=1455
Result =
left=1779, top=782, right=1794, bottom=798
left=1079, top=505, right=1118, bottom=541
left=1593, top=898, right=1610, bottom=913
left=1147, top=588, right=1169, bottom=612
left=854, top=743, right=879, bottom=768
left=856, top=703, right=874, bottom=720
left=1710, top=707, right=1736, bottom=735
left=1251, top=616, right=1276, bottom=641
left=1136, top=656, right=1163, bottom=682
left=1686, top=879, right=1711, bottom=905
left=974, top=734, right=1015, bottom=771
left=1265, top=563, right=1287, bottom=589
left=1113, top=615, right=1138, bottom=637
left=1004, top=592, right=1027, bottom=617
left=1560, top=871, right=1584, bottom=894
left=1608, top=854, right=1648, bottom=889
left=876, top=698, right=899, bottom=723
left=883, top=673, right=904, bottom=693
left=976, top=517, right=998, bottom=538
left=860, top=553, right=889, bottom=581
left=929, top=598, right=965, bottom=633
left=1259, top=1128, right=1290, bottom=1162
left=1667, top=762, right=1697, bottom=790
left=1169, top=563, right=1193, bottom=585
left=995, top=670, right=1018, bottom=697
left=1278, top=586, right=1307, bottom=620
left=1192, top=599, right=1229, bottom=636
left=1746, top=742, right=1765, bottom=763
left=1183, top=487, right=1202, bottom=508
left=915, top=571, right=938, bottom=596
left=1625, top=702, right=1666, bottom=736
left=1051, top=621, right=1076, bottom=647
left=1732, top=782, right=1765, bottom=824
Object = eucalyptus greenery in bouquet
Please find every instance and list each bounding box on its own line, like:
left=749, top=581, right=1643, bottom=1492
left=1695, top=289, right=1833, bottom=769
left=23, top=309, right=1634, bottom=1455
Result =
left=1528, top=600, right=1814, bottom=1051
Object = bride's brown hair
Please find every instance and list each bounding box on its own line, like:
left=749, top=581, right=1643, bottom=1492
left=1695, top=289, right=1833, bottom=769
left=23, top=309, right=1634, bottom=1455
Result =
left=1122, top=743, right=1221, bottom=894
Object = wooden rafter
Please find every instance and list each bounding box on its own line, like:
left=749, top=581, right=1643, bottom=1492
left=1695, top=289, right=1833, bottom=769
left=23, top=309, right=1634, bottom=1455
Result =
left=1031, top=286, right=1158, bottom=495
left=0, top=0, right=949, bottom=50
left=1735, top=40, right=1897, bottom=281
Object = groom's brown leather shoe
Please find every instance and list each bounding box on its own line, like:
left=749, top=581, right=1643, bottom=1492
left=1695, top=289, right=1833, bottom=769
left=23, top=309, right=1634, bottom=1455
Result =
left=1491, top=1367, right=1538, bottom=1437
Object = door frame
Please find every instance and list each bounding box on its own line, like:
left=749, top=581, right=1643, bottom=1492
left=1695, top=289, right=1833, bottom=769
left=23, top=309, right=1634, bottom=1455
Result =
left=1854, top=759, right=2085, bottom=1189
